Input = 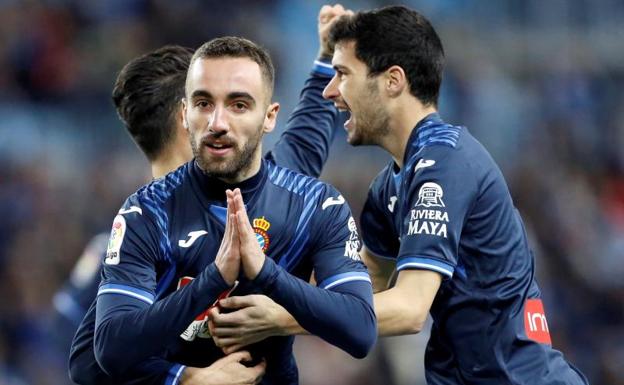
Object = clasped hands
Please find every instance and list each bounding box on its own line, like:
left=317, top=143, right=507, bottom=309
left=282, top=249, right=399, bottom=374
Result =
left=214, top=188, right=265, bottom=285
left=211, top=189, right=292, bottom=354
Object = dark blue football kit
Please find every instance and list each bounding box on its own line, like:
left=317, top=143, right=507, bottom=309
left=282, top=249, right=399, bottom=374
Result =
left=361, top=113, right=588, bottom=385
left=68, top=60, right=376, bottom=385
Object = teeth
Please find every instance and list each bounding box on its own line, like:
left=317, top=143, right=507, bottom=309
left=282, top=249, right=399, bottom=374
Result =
left=213, top=144, right=223, bottom=148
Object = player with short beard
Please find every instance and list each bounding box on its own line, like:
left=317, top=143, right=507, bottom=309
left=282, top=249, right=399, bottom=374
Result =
left=91, top=35, right=376, bottom=385
left=67, top=5, right=356, bottom=384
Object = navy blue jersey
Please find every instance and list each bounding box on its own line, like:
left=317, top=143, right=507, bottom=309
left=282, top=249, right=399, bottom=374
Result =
left=93, top=159, right=374, bottom=384
left=68, top=61, right=360, bottom=385
left=361, top=113, right=587, bottom=385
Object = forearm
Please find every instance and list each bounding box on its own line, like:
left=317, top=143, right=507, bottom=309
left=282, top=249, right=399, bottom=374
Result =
left=94, top=263, right=230, bottom=377
left=373, top=269, right=442, bottom=337
left=373, top=286, right=427, bottom=336
left=253, top=258, right=376, bottom=358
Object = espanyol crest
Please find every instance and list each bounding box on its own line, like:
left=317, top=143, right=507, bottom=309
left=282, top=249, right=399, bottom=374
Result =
left=252, top=216, right=271, bottom=252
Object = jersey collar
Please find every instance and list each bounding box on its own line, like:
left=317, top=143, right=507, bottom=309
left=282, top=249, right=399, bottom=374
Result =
left=190, top=158, right=267, bottom=208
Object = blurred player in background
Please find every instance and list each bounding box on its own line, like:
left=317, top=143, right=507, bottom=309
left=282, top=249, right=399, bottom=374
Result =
left=67, top=5, right=357, bottom=385
left=89, top=35, right=374, bottom=384
left=321, top=5, right=589, bottom=385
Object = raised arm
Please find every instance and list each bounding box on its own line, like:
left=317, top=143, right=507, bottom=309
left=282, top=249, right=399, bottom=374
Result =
left=265, top=4, right=352, bottom=177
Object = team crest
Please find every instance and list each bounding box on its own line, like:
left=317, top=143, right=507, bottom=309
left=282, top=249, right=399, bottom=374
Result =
left=105, top=215, right=126, bottom=265
left=415, top=182, right=445, bottom=208
left=253, top=216, right=271, bottom=252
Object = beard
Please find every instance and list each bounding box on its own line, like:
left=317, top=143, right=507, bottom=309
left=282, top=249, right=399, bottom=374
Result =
left=191, top=124, right=263, bottom=180
left=348, top=80, right=391, bottom=146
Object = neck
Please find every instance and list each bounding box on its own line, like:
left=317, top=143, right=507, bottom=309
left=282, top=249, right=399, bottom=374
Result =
left=384, top=102, right=438, bottom=168
left=151, top=149, right=189, bottom=179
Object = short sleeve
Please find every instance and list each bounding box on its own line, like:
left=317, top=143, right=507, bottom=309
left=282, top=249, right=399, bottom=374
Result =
left=308, top=185, right=371, bottom=290
left=360, top=180, right=400, bottom=260
left=97, top=196, right=163, bottom=304
left=397, top=146, right=478, bottom=278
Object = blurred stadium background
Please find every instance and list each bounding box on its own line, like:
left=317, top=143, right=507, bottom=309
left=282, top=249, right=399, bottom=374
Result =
left=1, top=0, right=623, bottom=384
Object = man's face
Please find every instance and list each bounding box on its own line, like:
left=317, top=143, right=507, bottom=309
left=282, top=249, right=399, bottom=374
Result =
left=323, top=41, right=390, bottom=146
left=183, top=57, right=278, bottom=182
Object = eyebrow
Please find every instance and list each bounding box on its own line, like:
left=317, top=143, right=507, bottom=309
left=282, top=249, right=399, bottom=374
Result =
left=333, top=64, right=349, bottom=73
left=190, top=90, right=256, bottom=106
left=190, top=90, right=212, bottom=101
left=227, top=92, right=255, bottom=105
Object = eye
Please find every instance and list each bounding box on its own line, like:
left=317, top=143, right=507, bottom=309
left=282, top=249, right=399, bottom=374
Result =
left=195, top=100, right=211, bottom=109
left=231, top=101, right=248, bottom=112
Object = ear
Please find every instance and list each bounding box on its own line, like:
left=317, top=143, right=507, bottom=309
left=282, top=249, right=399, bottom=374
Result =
left=181, top=98, right=190, bottom=131
left=385, top=65, right=408, bottom=98
left=263, top=102, right=280, bottom=133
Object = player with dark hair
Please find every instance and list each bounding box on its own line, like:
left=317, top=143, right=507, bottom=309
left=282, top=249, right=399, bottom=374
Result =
left=319, top=5, right=588, bottom=385
left=67, top=5, right=359, bottom=385
left=91, top=35, right=375, bottom=385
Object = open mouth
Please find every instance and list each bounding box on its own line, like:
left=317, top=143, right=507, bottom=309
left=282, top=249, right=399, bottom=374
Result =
left=335, top=102, right=353, bottom=129
left=203, top=140, right=234, bottom=156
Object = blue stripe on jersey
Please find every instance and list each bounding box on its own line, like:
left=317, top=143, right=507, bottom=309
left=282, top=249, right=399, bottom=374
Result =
left=97, top=284, right=155, bottom=304
left=165, top=364, right=186, bottom=385
left=267, top=163, right=325, bottom=270
left=209, top=205, right=227, bottom=224
left=280, top=183, right=324, bottom=271
left=415, top=124, right=461, bottom=149
left=137, top=166, right=187, bottom=264
left=155, top=264, right=178, bottom=298
left=319, top=272, right=372, bottom=290
left=312, top=59, right=336, bottom=77
left=397, top=256, right=454, bottom=278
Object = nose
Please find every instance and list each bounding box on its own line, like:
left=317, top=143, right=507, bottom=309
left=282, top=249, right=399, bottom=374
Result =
left=322, top=74, right=340, bottom=100
left=208, top=105, right=229, bottom=135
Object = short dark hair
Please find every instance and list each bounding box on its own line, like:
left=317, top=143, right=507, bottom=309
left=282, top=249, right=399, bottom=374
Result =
left=112, top=45, right=193, bottom=160
left=190, top=36, right=275, bottom=97
left=329, top=6, right=444, bottom=106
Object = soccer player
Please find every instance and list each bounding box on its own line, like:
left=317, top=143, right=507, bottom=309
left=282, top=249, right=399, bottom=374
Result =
left=68, top=5, right=354, bottom=384
left=318, top=5, right=588, bottom=385
left=90, top=35, right=375, bottom=385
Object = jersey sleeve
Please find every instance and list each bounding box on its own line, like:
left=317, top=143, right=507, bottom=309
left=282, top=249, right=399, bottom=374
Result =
left=264, top=58, right=341, bottom=178
left=98, top=196, right=161, bottom=302
left=360, top=171, right=400, bottom=259
left=69, top=300, right=186, bottom=385
left=309, top=185, right=371, bottom=290
left=93, top=195, right=232, bottom=379
left=397, top=145, right=478, bottom=278
left=252, top=184, right=376, bottom=359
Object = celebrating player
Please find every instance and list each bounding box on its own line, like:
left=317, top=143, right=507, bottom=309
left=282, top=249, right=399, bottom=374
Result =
left=68, top=6, right=356, bottom=385
left=320, top=5, right=588, bottom=385
left=89, top=36, right=375, bottom=385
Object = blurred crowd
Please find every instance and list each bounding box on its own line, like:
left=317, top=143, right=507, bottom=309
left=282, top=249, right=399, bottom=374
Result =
left=1, top=0, right=623, bottom=384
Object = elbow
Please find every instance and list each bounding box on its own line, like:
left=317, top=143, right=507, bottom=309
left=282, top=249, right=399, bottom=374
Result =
left=403, top=306, right=427, bottom=335
left=347, top=307, right=378, bottom=359
left=69, top=348, right=109, bottom=385
left=349, top=330, right=377, bottom=359
left=94, top=321, right=131, bottom=378
left=68, top=358, right=90, bottom=385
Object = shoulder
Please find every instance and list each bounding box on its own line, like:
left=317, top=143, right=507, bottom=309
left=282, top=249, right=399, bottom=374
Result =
left=128, top=162, right=190, bottom=215
left=265, top=162, right=328, bottom=197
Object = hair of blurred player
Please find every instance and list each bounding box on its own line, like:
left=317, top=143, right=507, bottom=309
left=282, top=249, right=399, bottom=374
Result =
left=112, top=45, right=194, bottom=160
